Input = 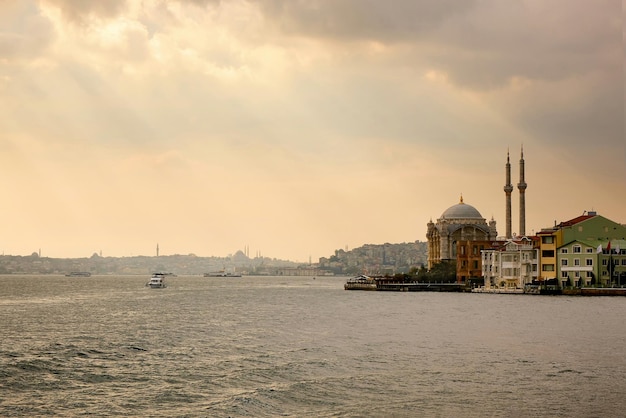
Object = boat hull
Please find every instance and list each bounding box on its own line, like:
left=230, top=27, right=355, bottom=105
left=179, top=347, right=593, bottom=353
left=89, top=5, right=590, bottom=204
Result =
left=148, top=283, right=166, bottom=288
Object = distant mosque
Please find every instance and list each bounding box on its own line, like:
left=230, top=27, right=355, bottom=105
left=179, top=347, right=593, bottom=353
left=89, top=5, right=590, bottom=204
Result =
left=426, top=147, right=527, bottom=269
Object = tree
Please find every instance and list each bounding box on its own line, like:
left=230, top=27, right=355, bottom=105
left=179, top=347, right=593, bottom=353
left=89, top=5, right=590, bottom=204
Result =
left=426, top=261, right=456, bottom=283
left=416, top=264, right=428, bottom=281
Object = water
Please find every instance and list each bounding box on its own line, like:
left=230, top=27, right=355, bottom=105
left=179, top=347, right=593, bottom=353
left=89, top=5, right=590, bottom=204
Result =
left=1, top=275, right=625, bottom=417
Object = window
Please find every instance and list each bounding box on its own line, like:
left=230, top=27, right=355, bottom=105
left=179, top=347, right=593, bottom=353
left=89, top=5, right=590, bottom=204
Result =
left=586, top=259, right=593, bottom=266
left=574, top=271, right=580, bottom=278
left=561, top=248, right=568, bottom=254
left=602, top=259, right=608, bottom=266
left=473, top=246, right=478, bottom=255
left=542, top=264, right=555, bottom=271
left=542, top=250, right=555, bottom=258
left=473, top=260, right=479, bottom=269
left=561, top=259, right=568, bottom=266
left=586, top=248, right=593, bottom=253
left=574, top=259, right=580, bottom=266
left=573, top=245, right=581, bottom=253
left=586, top=271, right=593, bottom=278
left=622, top=259, right=626, bottom=266
left=461, top=246, right=465, bottom=255
left=542, top=236, right=554, bottom=244
left=561, top=271, right=568, bottom=278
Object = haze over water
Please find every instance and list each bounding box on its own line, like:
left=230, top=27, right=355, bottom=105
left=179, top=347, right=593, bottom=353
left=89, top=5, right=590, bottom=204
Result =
left=1, top=274, right=625, bottom=417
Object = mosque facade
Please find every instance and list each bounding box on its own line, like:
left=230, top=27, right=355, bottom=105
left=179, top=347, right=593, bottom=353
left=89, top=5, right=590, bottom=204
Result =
left=426, top=196, right=497, bottom=270
left=426, top=148, right=527, bottom=273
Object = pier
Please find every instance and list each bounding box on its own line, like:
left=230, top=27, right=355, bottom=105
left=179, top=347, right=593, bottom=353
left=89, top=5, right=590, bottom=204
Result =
left=375, top=281, right=466, bottom=292
left=563, top=287, right=626, bottom=296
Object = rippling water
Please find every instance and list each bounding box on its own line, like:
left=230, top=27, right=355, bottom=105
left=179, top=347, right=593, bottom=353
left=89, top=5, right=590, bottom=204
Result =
left=1, top=274, right=625, bottom=417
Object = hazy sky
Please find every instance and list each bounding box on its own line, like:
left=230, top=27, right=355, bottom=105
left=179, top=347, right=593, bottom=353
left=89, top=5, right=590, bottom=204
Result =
left=1, top=0, right=624, bottom=261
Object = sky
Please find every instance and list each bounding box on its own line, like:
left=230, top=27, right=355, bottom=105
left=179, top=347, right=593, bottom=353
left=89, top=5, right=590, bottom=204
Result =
left=0, top=0, right=624, bottom=261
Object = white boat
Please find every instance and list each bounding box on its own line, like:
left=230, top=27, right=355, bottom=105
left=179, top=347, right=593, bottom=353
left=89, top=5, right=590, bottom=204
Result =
left=146, top=273, right=167, bottom=288
left=344, top=275, right=377, bottom=290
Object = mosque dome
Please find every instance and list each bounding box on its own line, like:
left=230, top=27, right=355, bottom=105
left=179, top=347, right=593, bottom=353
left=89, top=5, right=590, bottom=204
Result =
left=441, top=196, right=483, bottom=219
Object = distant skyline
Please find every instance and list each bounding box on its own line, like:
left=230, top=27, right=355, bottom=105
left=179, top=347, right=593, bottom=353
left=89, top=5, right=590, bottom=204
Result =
left=1, top=0, right=624, bottom=262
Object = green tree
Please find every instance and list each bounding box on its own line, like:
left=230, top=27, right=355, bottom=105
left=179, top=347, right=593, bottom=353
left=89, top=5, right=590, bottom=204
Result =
left=426, top=261, right=456, bottom=283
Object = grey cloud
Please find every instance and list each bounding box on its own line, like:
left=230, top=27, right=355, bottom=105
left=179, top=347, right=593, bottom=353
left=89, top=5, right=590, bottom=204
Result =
left=41, top=0, right=127, bottom=22
left=42, top=0, right=223, bottom=22
left=515, top=76, right=622, bottom=154
left=0, top=2, right=55, bottom=60
left=256, top=0, right=477, bottom=41
left=255, top=0, right=619, bottom=89
left=427, top=0, right=621, bottom=88
left=178, top=0, right=222, bottom=5
left=252, top=0, right=623, bottom=162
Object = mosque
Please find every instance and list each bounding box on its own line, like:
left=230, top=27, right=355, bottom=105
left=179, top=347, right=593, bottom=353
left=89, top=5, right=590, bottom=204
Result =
left=426, top=148, right=527, bottom=272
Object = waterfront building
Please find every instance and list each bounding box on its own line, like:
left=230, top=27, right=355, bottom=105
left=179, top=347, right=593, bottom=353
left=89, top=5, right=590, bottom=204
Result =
left=481, top=237, right=539, bottom=290
left=456, top=240, right=492, bottom=282
left=537, top=212, right=626, bottom=284
left=536, top=228, right=559, bottom=282
left=426, top=196, right=497, bottom=270
left=558, top=238, right=626, bottom=287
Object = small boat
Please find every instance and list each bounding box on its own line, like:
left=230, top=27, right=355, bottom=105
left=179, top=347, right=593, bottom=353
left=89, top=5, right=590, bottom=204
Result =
left=65, top=272, right=91, bottom=277
left=344, top=275, right=377, bottom=290
left=146, top=273, right=167, bottom=288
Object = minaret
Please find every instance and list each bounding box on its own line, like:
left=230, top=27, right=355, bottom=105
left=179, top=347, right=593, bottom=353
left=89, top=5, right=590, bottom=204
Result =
left=504, top=150, right=513, bottom=239
left=517, top=145, right=527, bottom=236
left=156, top=243, right=159, bottom=257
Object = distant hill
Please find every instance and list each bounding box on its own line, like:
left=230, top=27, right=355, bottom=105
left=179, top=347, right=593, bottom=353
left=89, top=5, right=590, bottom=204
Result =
left=318, top=241, right=428, bottom=275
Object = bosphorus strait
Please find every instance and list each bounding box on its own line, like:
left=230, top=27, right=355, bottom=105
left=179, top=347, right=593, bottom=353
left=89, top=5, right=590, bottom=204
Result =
left=1, top=275, right=625, bottom=417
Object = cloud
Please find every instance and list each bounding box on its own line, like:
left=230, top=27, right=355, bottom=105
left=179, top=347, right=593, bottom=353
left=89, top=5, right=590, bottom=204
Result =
left=0, top=0, right=622, bottom=259
left=41, top=0, right=128, bottom=22
left=256, top=0, right=477, bottom=42
left=0, top=1, right=55, bottom=60
left=255, top=0, right=620, bottom=87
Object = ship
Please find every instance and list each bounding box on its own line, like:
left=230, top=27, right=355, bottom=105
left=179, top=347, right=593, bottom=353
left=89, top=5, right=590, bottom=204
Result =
left=344, top=275, right=377, bottom=290
left=65, top=272, right=91, bottom=277
left=204, top=270, right=242, bottom=277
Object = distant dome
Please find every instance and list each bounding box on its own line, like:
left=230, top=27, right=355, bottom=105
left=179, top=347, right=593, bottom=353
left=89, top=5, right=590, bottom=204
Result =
left=232, top=250, right=248, bottom=261
left=441, top=196, right=483, bottom=219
